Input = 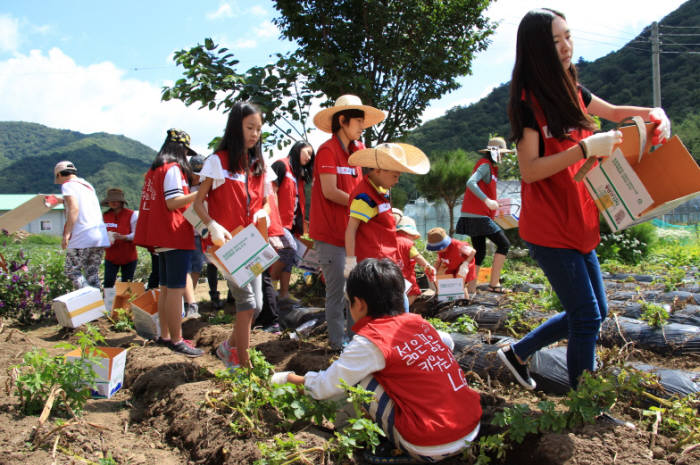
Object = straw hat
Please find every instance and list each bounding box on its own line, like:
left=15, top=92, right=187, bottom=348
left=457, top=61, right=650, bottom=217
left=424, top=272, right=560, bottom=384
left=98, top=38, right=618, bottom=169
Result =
left=313, top=94, right=386, bottom=133
left=426, top=227, right=451, bottom=251
left=101, top=188, right=127, bottom=206
left=478, top=137, right=515, bottom=154
left=397, top=215, right=420, bottom=239
left=348, top=143, right=430, bottom=174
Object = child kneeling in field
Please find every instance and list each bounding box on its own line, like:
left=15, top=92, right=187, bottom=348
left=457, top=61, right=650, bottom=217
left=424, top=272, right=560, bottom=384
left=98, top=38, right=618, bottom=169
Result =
left=271, top=258, right=482, bottom=463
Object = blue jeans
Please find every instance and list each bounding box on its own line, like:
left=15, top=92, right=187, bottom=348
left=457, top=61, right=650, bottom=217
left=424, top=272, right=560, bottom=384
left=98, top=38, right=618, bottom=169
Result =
left=511, top=243, right=608, bottom=388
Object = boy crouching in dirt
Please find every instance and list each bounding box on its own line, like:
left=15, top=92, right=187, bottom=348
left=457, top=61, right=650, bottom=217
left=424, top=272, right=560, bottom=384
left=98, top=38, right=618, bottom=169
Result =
left=271, top=258, right=482, bottom=463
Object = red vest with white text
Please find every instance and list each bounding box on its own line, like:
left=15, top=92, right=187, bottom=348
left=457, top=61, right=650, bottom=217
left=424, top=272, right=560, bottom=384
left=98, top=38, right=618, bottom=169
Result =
left=519, top=90, right=599, bottom=253
left=134, top=163, right=194, bottom=250
left=461, top=158, right=498, bottom=218
left=438, top=239, right=476, bottom=282
left=103, top=208, right=137, bottom=264
left=350, top=177, right=398, bottom=263
left=354, top=313, right=481, bottom=446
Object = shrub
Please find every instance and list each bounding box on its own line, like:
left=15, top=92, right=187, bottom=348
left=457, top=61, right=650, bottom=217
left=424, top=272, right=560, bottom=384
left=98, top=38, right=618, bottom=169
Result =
left=0, top=250, right=52, bottom=325
left=597, top=222, right=656, bottom=265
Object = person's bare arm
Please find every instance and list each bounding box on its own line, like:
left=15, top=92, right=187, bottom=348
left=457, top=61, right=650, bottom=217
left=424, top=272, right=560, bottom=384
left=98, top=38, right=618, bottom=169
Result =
left=320, top=173, right=350, bottom=206
left=344, top=217, right=361, bottom=257
left=517, top=128, right=585, bottom=183
left=587, top=95, right=653, bottom=123
left=165, top=191, right=197, bottom=211
left=194, top=178, right=213, bottom=224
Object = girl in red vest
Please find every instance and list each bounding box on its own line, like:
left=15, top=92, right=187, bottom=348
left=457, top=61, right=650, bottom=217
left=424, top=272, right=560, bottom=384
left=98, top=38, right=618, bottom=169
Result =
left=134, top=129, right=203, bottom=357
left=456, top=137, right=513, bottom=294
left=101, top=188, right=138, bottom=288
left=270, top=140, right=315, bottom=303
left=271, top=258, right=481, bottom=463
left=194, top=101, right=267, bottom=370
left=498, top=8, right=671, bottom=390
left=426, top=227, right=477, bottom=299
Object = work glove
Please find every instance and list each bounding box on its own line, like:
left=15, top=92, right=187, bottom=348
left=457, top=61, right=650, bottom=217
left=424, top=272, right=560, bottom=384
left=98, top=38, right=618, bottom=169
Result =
left=484, top=198, right=499, bottom=211
left=457, top=261, right=471, bottom=281
left=207, top=220, right=231, bottom=246
left=344, top=256, right=357, bottom=278
left=424, top=264, right=437, bottom=283
left=580, top=130, right=623, bottom=159
left=649, top=108, right=671, bottom=145
left=270, top=371, right=292, bottom=385
left=253, top=209, right=270, bottom=226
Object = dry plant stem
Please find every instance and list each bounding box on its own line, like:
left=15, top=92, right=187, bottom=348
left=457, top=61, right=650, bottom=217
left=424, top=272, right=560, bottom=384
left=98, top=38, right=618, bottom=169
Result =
left=681, top=443, right=700, bottom=455
left=56, top=444, right=102, bottom=465
left=613, top=315, right=629, bottom=344
left=649, top=409, right=661, bottom=449
left=51, top=434, right=60, bottom=465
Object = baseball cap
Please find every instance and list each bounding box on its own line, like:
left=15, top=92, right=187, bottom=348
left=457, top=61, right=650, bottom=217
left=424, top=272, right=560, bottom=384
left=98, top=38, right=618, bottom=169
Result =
left=54, top=160, right=76, bottom=177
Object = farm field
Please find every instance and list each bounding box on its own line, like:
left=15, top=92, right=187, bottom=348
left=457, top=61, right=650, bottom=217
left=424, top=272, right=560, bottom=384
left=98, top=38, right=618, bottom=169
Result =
left=0, top=227, right=698, bottom=465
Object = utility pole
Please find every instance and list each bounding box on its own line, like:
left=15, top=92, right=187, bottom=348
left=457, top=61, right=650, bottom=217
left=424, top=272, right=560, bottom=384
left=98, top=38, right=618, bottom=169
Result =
left=651, top=21, right=661, bottom=107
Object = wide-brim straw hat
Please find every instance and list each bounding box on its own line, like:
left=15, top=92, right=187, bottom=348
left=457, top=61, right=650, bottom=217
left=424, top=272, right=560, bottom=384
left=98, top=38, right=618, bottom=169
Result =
left=478, top=136, right=515, bottom=154
left=313, top=94, right=386, bottom=133
left=397, top=215, right=420, bottom=239
left=348, top=143, right=430, bottom=175
left=101, top=188, right=127, bottom=206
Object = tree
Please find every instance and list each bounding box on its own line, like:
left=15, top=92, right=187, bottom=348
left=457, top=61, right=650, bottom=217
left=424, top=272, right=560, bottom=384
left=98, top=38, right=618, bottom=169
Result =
left=273, top=0, right=496, bottom=144
left=162, top=42, right=321, bottom=152
left=415, top=149, right=476, bottom=235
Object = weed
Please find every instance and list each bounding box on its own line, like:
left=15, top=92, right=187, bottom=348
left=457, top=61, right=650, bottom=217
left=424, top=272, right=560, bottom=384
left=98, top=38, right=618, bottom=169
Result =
left=107, top=307, right=134, bottom=332
left=639, top=300, right=669, bottom=328
left=209, top=310, right=234, bottom=324
left=642, top=393, right=699, bottom=448
left=427, top=315, right=478, bottom=335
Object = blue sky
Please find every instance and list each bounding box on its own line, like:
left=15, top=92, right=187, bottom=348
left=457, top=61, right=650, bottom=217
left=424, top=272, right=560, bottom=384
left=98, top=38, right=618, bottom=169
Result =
left=0, top=0, right=687, bottom=157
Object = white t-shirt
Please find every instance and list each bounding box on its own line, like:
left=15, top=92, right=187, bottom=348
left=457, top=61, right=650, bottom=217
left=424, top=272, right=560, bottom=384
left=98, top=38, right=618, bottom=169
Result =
left=61, top=177, right=110, bottom=249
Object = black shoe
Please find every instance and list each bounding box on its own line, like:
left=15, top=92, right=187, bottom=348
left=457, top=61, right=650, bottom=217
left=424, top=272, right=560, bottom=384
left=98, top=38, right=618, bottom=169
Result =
left=171, top=340, right=204, bottom=357
left=497, top=345, right=536, bottom=390
left=155, top=337, right=172, bottom=347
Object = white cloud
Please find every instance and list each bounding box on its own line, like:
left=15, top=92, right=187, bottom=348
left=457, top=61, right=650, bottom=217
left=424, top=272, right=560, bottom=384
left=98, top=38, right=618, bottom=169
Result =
left=0, top=14, right=19, bottom=53
left=249, top=5, right=267, bottom=17
left=206, top=2, right=236, bottom=20
left=0, top=47, right=225, bottom=154
left=254, top=20, right=278, bottom=39
left=233, top=39, right=257, bottom=49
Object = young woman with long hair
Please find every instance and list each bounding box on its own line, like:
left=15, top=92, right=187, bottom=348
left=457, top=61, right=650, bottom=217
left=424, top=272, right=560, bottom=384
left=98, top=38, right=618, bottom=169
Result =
left=498, top=8, right=671, bottom=390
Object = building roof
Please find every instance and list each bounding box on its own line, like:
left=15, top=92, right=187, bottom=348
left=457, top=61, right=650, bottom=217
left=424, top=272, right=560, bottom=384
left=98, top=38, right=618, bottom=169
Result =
left=0, top=194, right=64, bottom=211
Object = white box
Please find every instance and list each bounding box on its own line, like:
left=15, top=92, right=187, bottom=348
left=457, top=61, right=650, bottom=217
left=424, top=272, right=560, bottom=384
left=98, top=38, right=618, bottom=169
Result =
left=53, top=287, right=105, bottom=328
left=206, top=223, right=279, bottom=287
left=65, top=347, right=127, bottom=398
left=437, top=277, right=465, bottom=302
left=294, top=237, right=321, bottom=273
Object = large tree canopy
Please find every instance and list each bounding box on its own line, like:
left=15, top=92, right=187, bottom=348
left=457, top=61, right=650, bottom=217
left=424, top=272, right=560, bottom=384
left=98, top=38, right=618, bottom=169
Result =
left=273, top=0, right=495, bottom=143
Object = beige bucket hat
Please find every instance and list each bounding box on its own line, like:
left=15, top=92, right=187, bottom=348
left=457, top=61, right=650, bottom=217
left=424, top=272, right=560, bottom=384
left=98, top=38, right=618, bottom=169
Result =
left=348, top=142, right=430, bottom=175
left=101, top=188, right=127, bottom=206
left=313, top=94, right=386, bottom=133
left=397, top=215, right=421, bottom=239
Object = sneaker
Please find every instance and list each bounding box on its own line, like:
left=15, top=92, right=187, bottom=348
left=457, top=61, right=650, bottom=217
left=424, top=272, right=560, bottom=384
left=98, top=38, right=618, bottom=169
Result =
left=497, top=345, right=536, bottom=390
left=171, top=339, right=204, bottom=357
left=184, top=303, right=201, bottom=319
left=216, top=341, right=240, bottom=370
left=262, top=322, right=281, bottom=334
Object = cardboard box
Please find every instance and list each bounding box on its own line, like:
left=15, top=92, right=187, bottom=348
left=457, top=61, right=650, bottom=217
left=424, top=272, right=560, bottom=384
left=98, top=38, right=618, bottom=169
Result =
left=477, top=267, right=491, bottom=284
left=584, top=121, right=700, bottom=232
left=294, top=237, right=321, bottom=273
left=53, top=287, right=105, bottom=328
left=111, top=282, right=145, bottom=317
left=65, top=347, right=127, bottom=398
left=493, top=199, right=520, bottom=230
left=0, top=194, right=61, bottom=235
left=436, top=275, right=465, bottom=302
left=205, top=223, right=279, bottom=287
left=131, top=289, right=184, bottom=339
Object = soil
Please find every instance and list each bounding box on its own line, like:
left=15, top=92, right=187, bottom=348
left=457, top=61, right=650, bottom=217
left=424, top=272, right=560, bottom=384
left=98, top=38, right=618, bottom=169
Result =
left=0, top=278, right=698, bottom=465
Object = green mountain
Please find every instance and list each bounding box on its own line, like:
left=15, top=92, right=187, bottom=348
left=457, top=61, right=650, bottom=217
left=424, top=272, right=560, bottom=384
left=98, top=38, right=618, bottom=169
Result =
left=0, top=122, right=155, bottom=206
left=406, top=0, right=700, bottom=160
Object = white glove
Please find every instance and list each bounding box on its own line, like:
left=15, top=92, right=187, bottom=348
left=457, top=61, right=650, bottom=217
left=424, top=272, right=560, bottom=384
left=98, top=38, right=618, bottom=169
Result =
left=484, top=198, right=499, bottom=211
left=344, top=256, right=357, bottom=278
left=649, top=108, right=671, bottom=145
left=580, top=129, right=623, bottom=159
left=253, top=209, right=270, bottom=226
left=207, top=220, right=231, bottom=246
left=457, top=261, right=471, bottom=280
left=270, top=371, right=292, bottom=385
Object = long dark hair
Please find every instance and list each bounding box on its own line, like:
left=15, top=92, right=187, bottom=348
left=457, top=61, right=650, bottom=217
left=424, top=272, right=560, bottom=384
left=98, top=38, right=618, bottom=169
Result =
left=216, top=101, right=265, bottom=176
left=288, top=140, right=314, bottom=184
left=508, top=8, right=596, bottom=142
left=152, top=139, right=192, bottom=181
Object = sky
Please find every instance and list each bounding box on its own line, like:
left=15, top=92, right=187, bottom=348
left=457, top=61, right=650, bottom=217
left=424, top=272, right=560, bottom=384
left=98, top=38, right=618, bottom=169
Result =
left=0, top=0, right=688, bottom=159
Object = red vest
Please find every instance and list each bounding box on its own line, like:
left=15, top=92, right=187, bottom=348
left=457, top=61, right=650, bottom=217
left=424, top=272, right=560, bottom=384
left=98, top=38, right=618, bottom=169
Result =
left=519, top=90, right=600, bottom=253
left=201, top=150, right=266, bottom=250
left=354, top=313, right=482, bottom=446
left=103, top=208, right=137, bottom=264
left=461, top=158, right=498, bottom=218
left=275, top=157, right=305, bottom=231
left=266, top=193, right=285, bottom=237
left=134, top=163, right=194, bottom=250
left=396, top=235, right=420, bottom=296
left=438, top=239, right=476, bottom=282
left=309, top=136, right=364, bottom=247
left=350, top=178, right=398, bottom=263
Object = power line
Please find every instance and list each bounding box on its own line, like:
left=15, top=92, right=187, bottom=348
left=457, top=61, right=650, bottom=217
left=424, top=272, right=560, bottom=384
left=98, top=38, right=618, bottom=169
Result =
left=660, top=50, right=700, bottom=54
left=659, top=33, right=700, bottom=37
left=659, top=25, right=700, bottom=29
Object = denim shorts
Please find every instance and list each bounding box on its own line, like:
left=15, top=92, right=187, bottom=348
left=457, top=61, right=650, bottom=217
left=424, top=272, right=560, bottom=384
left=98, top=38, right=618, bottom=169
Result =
left=190, top=235, right=205, bottom=273
left=158, top=249, right=192, bottom=288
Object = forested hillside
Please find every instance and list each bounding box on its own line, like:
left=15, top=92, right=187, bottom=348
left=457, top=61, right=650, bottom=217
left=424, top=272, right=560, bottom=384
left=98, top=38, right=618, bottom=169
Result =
left=0, top=122, right=155, bottom=206
left=406, top=0, right=700, bottom=160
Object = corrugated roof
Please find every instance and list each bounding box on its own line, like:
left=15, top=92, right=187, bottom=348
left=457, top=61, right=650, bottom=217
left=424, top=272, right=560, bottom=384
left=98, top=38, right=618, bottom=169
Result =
left=0, top=194, right=65, bottom=211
